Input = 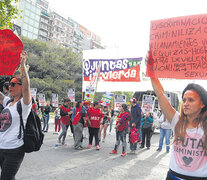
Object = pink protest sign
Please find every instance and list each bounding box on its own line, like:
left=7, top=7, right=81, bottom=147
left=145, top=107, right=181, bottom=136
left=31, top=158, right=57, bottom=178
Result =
left=0, top=29, right=23, bottom=75
left=146, top=14, right=207, bottom=79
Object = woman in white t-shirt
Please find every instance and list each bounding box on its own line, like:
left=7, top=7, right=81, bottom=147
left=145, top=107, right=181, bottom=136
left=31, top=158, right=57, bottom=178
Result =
left=0, top=51, right=32, bottom=180
left=151, top=77, right=207, bottom=180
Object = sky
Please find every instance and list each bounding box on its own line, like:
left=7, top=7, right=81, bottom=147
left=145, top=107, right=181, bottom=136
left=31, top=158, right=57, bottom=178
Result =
left=47, top=0, right=207, bottom=56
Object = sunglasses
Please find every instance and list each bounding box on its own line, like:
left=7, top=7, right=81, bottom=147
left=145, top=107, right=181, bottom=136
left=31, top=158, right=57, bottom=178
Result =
left=9, top=82, right=22, bottom=87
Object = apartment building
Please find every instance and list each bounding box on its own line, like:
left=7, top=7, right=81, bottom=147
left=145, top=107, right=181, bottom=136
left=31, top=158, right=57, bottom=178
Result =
left=14, top=0, right=104, bottom=53
left=15, top=0, right=41, bottom=40
left=50, top=12, right=74, bottom=48
left=36, top=0, right=52, bottom=41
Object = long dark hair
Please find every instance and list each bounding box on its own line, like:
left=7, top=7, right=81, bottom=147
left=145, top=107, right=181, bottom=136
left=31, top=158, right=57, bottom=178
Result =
left=174, top=105, right=207, bottom=152
left=122, top=104, right=129, bottom=113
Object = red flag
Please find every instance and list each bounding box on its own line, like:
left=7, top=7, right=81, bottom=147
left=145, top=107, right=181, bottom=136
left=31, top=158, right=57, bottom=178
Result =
left=0, top=29, right=23, bottom=75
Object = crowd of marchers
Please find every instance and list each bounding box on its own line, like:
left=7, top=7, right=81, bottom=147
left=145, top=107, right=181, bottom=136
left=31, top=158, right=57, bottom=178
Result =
left=1, top=51, right=207, bottom=180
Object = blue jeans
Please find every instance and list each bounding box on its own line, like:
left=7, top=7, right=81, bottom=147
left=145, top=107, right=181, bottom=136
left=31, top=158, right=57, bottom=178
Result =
left=109, top=117, right=114, bottom=133
left=159, top=128, right=171, bottom=151
left=130, top=143, right=137, bottom=151
left=43, top=114, right=50, bottom=131
left=114, top=129, right=127, bottom=152
left=138, top=127, right=142, bottom=142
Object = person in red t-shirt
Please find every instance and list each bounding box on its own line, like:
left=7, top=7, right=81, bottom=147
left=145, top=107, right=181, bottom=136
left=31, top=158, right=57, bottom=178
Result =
left=86, top=101, right=103, bottom=150
left=57, top=98, right=72, bottom=146
left=110, top=104, right=130, bottom=156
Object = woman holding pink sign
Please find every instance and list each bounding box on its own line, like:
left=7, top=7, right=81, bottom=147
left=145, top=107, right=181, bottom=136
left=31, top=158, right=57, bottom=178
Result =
left=148, top=55, right=207, bottom=179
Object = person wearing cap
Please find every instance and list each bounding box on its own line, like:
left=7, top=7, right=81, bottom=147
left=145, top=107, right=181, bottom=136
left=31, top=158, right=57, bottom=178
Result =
left=57, top=98, right=72, bottom=146
left=0, top=51, right=32, bottom=179
left=150, top=77, right=207, bottom=179
left=129, top=97, right=142, bottom=140
left=74, top=101, right=89, bottom=149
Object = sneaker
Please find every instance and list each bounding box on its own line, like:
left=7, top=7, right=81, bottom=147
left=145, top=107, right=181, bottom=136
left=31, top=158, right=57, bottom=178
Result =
left=62, top=142, right=67, bottom=146
left=121, top=152, right=126, bottom=156
left=75, top=146, right=83, bottom=150
left=110, top=150, right=117, bottom=154
left=140, top=146, right=144, bottom=149
left=88, top=144, right=92, bottom=148
left=156, top=148, right=162, bottom=152
left=96, top=145, right=100, bottom=150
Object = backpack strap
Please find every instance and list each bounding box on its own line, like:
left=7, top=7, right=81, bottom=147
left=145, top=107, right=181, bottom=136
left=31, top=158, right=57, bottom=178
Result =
left=16, top=101, right=25, bottom=139
left=6, top=98, right=14, bottom=106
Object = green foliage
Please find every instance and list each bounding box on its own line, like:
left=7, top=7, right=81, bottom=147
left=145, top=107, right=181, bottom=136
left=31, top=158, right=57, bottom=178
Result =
left=0, top=0, right=19, bottom=29
left=21, top=36, right=83, bottom=102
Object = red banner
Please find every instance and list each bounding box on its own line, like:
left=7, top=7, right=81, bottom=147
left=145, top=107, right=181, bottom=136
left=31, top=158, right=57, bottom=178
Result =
left=0, top=29, right=23, bottom=75
left=146, top=14, right=207, bottom=79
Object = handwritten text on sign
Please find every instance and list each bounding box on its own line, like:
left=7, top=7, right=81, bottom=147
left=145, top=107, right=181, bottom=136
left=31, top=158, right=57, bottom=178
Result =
left=0, top=29, right=23, bottom=75
left=146, top=14, right=207, bottom=79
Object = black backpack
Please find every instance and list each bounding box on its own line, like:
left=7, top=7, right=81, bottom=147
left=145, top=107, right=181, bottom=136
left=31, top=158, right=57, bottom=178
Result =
left=17, top=101, right=44, bottom=153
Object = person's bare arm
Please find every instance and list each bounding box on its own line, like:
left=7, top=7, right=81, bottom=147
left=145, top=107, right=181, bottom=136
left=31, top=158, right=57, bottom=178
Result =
left=20, top=51, right=31, bottom=105
left=151, top=78, right=176, bottom=123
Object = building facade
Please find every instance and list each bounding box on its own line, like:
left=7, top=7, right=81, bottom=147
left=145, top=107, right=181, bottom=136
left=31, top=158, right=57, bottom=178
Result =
left=14, top=0, right=105, bottom=53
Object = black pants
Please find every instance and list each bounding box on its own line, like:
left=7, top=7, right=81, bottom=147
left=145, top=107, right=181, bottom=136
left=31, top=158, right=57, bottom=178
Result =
left=141, top=127, right=151, bottom=148
left=88, top=127, right=99, bottom=146
left=0, top=146, right=25, bottom=180
left=69, top=120, right=74, bottom=134
left=166, top=169, right=207, bottom=180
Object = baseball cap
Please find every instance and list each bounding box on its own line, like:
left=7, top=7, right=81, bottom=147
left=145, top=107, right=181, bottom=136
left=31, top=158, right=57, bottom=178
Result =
left=130, top=98, right=136, bottom=103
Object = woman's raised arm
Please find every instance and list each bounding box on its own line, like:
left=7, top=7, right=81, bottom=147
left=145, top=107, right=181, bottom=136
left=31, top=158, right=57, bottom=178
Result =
left=151, top=77, right=176, bottom=123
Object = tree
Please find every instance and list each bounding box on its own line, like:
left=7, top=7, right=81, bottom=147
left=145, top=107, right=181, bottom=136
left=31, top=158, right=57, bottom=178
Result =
left=21, top=36, right=83, bottom=102
left=0, top=0, right=19, bottom=29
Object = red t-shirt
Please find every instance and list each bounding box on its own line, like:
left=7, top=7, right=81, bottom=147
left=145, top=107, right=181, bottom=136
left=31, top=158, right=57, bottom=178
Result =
left=60, top=105, right=71, bottom=125
left=116, top=112, right=130, bottom=131
left=86, top=107, right=103, bottom=128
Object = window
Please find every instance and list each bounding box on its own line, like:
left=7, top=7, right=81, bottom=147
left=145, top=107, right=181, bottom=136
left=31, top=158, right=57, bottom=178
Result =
left=35, top=14, right=40, bottom=21
left=36, top=8, right=41, bottom=14
left=24, top=16, right=29, bottom=23
left=25, top=2, right=30, bottom=9
left=34, top=21, right=39, bottom=28
left=31, top=13, right=35, bottom=19
left=24, top=9, right=30, bottom=16
left=23, top=23, right=28, bottom=30
left=22, top=30, right=28, bottom=37
left=28, top=26, right=33, bottom=33
left=31, top=5, right=35, bottom=13
left=33, top=28, right=38, bottom=34
left=28, top=32, right=33, bottom=39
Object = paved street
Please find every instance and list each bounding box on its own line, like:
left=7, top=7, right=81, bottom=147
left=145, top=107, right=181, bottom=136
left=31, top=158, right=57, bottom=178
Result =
left=16, top=122, right=170, bottom=180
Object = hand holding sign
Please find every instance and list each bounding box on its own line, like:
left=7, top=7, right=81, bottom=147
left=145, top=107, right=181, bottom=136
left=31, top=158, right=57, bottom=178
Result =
left=20, top=51, right=28, bottom=65
left=0, top=29, right=23, bottom=75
